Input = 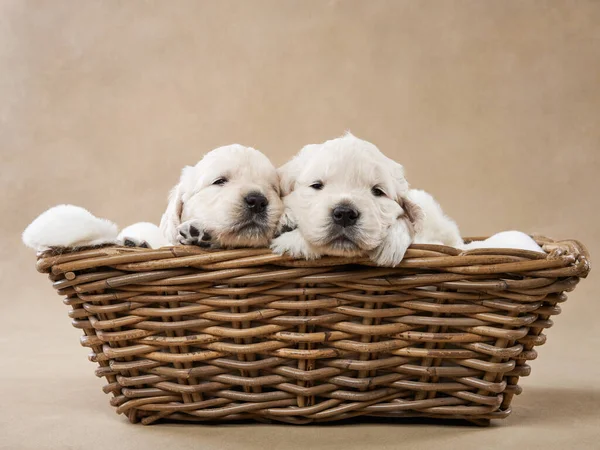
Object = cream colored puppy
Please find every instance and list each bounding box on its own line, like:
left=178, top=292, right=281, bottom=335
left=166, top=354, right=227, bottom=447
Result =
left=271, top=133, right=462, bottom=266
left=156, top=144, right=284, bottom=249
left=462, top=231, right=544, bottom=253
left=408, top=189, right=463, bottom=248
left=22, top=204, right=119, bottom=251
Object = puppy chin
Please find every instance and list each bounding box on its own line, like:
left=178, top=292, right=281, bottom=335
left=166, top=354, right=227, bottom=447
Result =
left=316, top=240, right=364, bottom=257
left=220, top=235, right=271, bottom=248
left=217, top=222, right=274, bottom=248
left=310, top=228, right=373, bottom=257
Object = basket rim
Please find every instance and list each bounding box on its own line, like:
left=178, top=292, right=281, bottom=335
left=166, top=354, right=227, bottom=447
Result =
left=35, top=235, right=591, bottom=280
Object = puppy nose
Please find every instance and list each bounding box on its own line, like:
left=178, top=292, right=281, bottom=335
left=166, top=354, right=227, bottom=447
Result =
left=244, top=192, right=268, bottom=214
left=332, top=205, right=359, bottom=227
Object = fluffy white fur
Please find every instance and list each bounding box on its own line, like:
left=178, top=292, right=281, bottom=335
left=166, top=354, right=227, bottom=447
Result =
left=271, top=133, right=463, bottom=266
left=462, top=231, right=545, bottom=253
left=159, top=144, right=284, bottom=249
left=117, top=222, right=170, bottom=249
left=408, top=190, right=463, bottom=247
left=22, top=204, right=118, bottom=251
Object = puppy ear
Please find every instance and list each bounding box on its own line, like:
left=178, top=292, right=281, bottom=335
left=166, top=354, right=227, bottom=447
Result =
left=277, top=161, right=297, bottom=197
left=160, top=166, right=194, bottom=243
left=159, top=184, right=184, bottom=243
left=383, top=157, right=421, bottom=232
left=387, top=160, right=410, bottom=197
left=399, top=196, right=424, bottom=235
left=278, top=144, right=319, bottom=196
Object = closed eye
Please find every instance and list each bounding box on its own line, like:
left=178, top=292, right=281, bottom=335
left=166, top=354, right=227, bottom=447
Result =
left=371, top=186, right=386, bottom=197
left=212, top=177, right=228, bottom=186
left=310, top=181, right=324, bottom=190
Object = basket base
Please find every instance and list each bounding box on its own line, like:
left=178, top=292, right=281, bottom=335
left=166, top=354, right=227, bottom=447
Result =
left=125, top=407, right=504, bottom=426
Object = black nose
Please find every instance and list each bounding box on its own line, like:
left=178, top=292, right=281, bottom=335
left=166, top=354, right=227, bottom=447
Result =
left=332, top=205, right=359, bottom=227
left=245, top=192, right=268, bottom=214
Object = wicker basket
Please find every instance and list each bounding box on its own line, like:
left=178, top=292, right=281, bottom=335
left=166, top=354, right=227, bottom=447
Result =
left=35, top=236, right=590, bottom=425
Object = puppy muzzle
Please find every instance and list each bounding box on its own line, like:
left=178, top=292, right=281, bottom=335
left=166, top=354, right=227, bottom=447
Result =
left=231, top=192, right=273, bottom=237
left=318, top=201, right=377, bottom=253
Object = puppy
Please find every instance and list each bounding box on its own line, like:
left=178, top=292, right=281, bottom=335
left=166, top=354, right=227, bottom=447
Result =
left=157, top=144, right=284, bottom=249
left=408, top=189, right=463, bottom=248
left=271, top=133, right=462, bottom=266
left=462, top=231, right=545, bottom=253
left=22, top=204, right=119, bottom=251
left=22, top=205, right=170, bottom=251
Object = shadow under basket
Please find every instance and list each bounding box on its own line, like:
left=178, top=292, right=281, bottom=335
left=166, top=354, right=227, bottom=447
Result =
left=35, top=236, right=591, bottom=426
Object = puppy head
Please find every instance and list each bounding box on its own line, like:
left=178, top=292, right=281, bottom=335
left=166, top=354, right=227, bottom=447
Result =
left=160, top=144, right=283, bottom=247
left=279, top=132, right=422, bottom=257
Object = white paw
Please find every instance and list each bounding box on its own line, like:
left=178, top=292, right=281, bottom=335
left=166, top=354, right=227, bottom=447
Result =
left=368, top=222, right=412, bottom=267
left=270, top=229, right=319, bottom=260
left=275, top=208, right=298, bottom=236
left=118, top=235, right=150, bottom=248
left=117, top=222, right=170, bottom=249
left=369, top=243, right=408, bottom=267
left=177, top=220, right=218, bottom=248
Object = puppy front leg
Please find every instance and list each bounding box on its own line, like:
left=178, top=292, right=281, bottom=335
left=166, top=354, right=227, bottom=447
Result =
left=117, top=222, right=171, bottom=249
left=271, top=207, right=318, bottom=259
left=274, top=207, right=298, bottom=237
left=271, top=229, right=319, bottom=260
left=369, top=219, right=413, bottom=267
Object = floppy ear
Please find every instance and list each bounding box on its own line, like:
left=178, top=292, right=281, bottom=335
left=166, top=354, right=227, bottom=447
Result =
left=399, top=196, right=424, bottom=235
left=387, top=159, right=410, bottom=197
left=277, top=161, right=298, bottom=197
left=159, top=166, right=194, bottom=243
left=385, top=159, right=423, bottom=234
left=159, top=184, right=184, bottom=243
left=278, top=144, right=319, bottom=197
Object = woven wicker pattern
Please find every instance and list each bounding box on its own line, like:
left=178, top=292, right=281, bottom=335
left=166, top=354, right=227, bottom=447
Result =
left=36, top=236, right=590, bottom=425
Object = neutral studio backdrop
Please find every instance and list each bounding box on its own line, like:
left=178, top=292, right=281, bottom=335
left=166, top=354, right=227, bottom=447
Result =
left=1, top=1, right=599, bottom=449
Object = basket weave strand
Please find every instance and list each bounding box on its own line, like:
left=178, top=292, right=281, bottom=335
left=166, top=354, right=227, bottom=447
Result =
left=36, top=236, right=590, bottom=425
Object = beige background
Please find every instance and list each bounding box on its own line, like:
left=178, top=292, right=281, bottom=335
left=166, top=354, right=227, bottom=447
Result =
left=1, top=1, right=599, bottom=449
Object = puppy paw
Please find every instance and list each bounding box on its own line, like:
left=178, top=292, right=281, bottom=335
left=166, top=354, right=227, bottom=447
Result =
left=271, top=229, right=319, bottom=259
left=274, top=208, right=298, bottom=237
left=117, top=222, right=171, bottom=249
left=368, top=222, right=413, bottom=267
left=119, top=236, right=150, bottom=248
left=177, top=221, right=218, bottom=249
left=369, top=243, right=408, bottom=267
